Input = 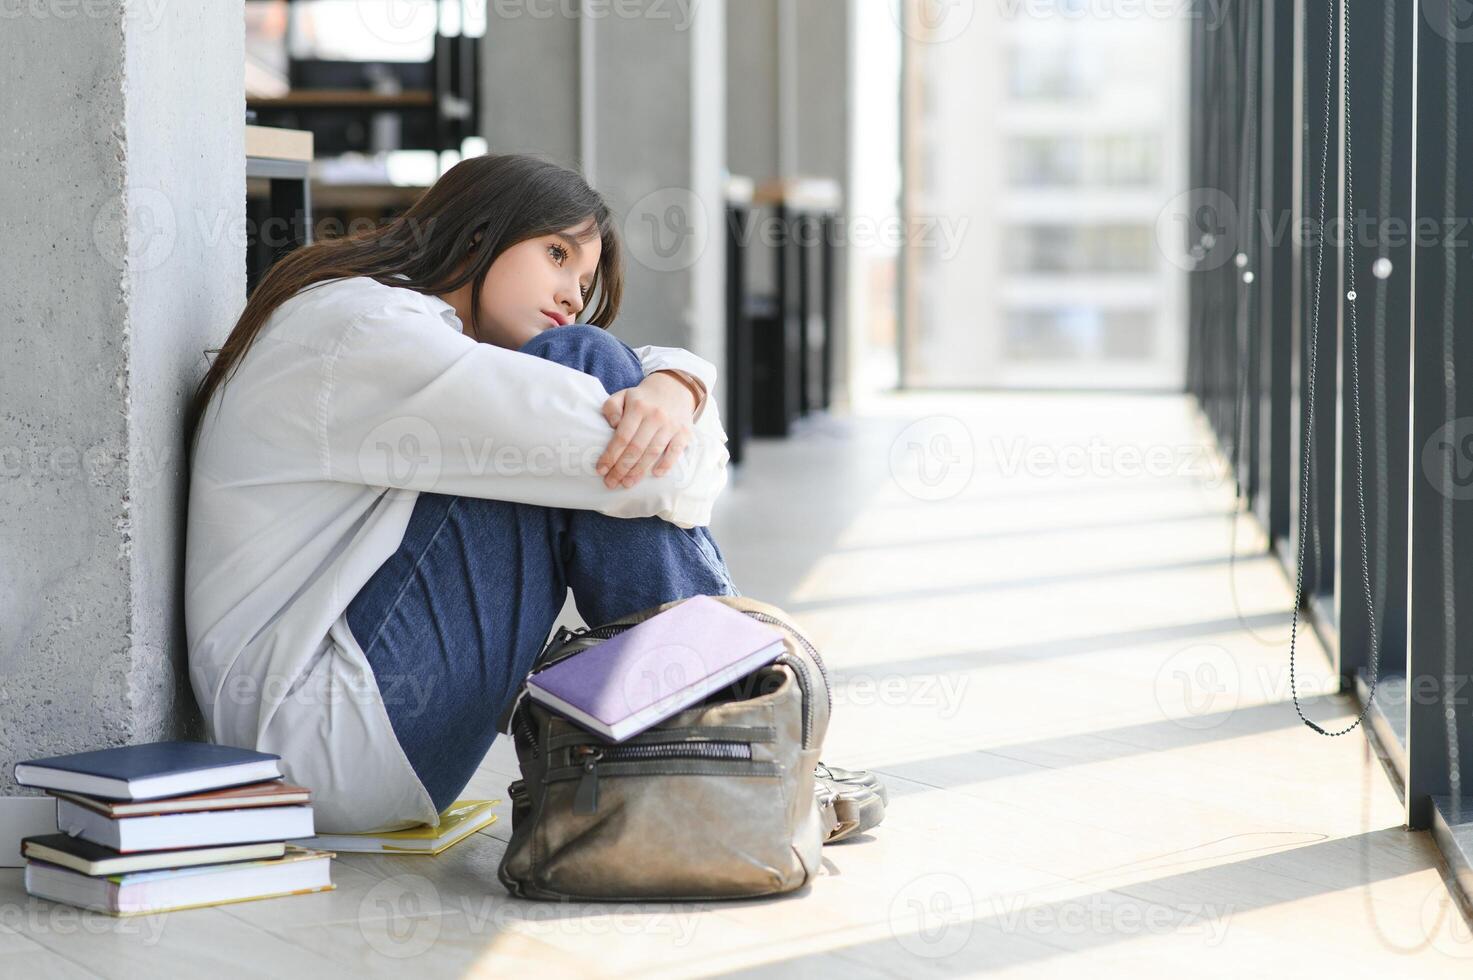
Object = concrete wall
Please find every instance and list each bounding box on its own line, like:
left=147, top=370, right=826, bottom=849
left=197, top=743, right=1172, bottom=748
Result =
left=0, top=3, right=244, bottom=787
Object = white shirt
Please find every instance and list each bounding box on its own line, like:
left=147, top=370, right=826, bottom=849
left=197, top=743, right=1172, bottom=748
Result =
left=185, top=275, right=729, bottom=833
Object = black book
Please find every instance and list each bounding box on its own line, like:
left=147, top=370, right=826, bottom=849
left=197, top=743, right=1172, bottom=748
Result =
left=20, top=833, right=287, bottom=877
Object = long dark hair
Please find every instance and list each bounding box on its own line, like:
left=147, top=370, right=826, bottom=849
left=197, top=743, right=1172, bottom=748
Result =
left=188, top=153, right=624, bottom=454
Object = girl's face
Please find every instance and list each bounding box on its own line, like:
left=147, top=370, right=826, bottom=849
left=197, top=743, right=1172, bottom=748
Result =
left=473, top=219, right=603, bottom=349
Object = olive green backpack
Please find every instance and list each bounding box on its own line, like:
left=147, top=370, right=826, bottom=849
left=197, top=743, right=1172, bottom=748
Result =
left=494, top=594, right=838, bottom=901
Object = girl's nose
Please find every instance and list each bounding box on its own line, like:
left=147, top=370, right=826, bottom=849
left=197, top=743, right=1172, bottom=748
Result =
left=560, top=286, right=584, bottom=319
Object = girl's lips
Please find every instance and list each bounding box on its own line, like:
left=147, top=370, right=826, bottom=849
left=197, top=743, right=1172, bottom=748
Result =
left=542, top=310, right=569, bottom=327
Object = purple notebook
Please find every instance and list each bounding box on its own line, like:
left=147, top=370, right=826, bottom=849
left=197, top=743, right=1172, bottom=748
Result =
left=526, top=596, right=787, bottom=741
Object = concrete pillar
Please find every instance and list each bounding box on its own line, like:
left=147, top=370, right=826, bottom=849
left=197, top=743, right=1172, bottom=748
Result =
left=0, top=2, right=245, bottom=783
left=725, top=0, right=781, bottom=185
left=726, top=0, right=854, bottom=409
left=790, top=0, right=853, bottom=411
left=480, top=5, right=581, bottom=168
left=481, top=0, right=727, bottom=364
left=789, top=0, right=851, bottom=185
left=726, top=0, right=780, bottom=305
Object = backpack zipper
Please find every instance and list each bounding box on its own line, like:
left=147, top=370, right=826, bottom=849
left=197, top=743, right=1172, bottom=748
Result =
left=745, top=610, right=832, bottom=722
left=575, top=740, right=754, bottom=763
left=570, top=741, right=757, bottom=815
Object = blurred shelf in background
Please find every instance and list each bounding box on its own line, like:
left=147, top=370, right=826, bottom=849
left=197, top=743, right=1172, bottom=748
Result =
left=243, top=1, right=482, bottom=289
left=245, top=124, right=314, bottom=295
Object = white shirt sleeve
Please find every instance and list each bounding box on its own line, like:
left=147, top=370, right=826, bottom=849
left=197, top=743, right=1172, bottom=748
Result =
left=321, top=301, right=729, bottom=528
left=630, top=343, right=729, bottom=463
left=631, top=344, right=715, bottom=423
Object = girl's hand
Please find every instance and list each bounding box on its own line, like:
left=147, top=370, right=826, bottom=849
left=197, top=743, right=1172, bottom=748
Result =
left=597, top=372, right=699, bottom=489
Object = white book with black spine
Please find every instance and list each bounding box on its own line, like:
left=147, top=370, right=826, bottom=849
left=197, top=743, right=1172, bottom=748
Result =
left=55, top=799, right=315, bottom=853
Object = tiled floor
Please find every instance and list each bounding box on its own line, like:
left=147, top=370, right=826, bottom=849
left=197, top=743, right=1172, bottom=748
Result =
left=4, top=391, right=1471, bottom=977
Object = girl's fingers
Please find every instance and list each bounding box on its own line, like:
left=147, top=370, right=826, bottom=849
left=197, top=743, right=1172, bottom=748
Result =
left=652, top=431, right=690, bottom=477
left=605, top=416, right=664, bottom=488
left=602, top=390, right=627, bottom=428
left=597, top=401, right=647, bottom=475
left=600, top=389, right=630, bottom=433
left=620, top=438, right=669, bottom=488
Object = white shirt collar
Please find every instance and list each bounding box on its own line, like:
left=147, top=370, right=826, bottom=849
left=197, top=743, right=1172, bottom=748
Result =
left=390, top=273, right=463, bottom=334
left=423, top=292, right=464, bottom=335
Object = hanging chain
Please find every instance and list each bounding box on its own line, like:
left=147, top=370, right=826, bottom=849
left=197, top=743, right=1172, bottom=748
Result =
left=1288, top=0, right=1381, bottom=736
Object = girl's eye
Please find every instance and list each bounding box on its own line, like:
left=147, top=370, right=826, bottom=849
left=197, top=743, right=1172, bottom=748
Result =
left=548, top=243, right=568, bottom=264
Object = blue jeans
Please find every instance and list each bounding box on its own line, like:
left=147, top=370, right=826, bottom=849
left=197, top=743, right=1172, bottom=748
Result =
left=345, top=325, right=741, bottom=815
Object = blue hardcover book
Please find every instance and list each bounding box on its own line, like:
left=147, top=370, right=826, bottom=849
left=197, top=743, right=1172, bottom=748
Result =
left=14, top=741, right=283, bottom=802
left=525, top=595, right=787, bottom=742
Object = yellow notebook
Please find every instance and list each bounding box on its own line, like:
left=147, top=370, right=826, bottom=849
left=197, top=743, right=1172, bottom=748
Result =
left=289, top=799, right=500, bottom=855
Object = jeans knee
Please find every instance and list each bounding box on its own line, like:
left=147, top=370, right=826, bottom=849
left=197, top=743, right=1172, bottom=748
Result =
left=519, top=324, right=644, bottom=393
left=521, top=323, right=606, bottom=353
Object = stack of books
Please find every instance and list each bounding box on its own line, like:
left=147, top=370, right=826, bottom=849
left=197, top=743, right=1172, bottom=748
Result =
left=13, top=741, right=334, bottom=916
